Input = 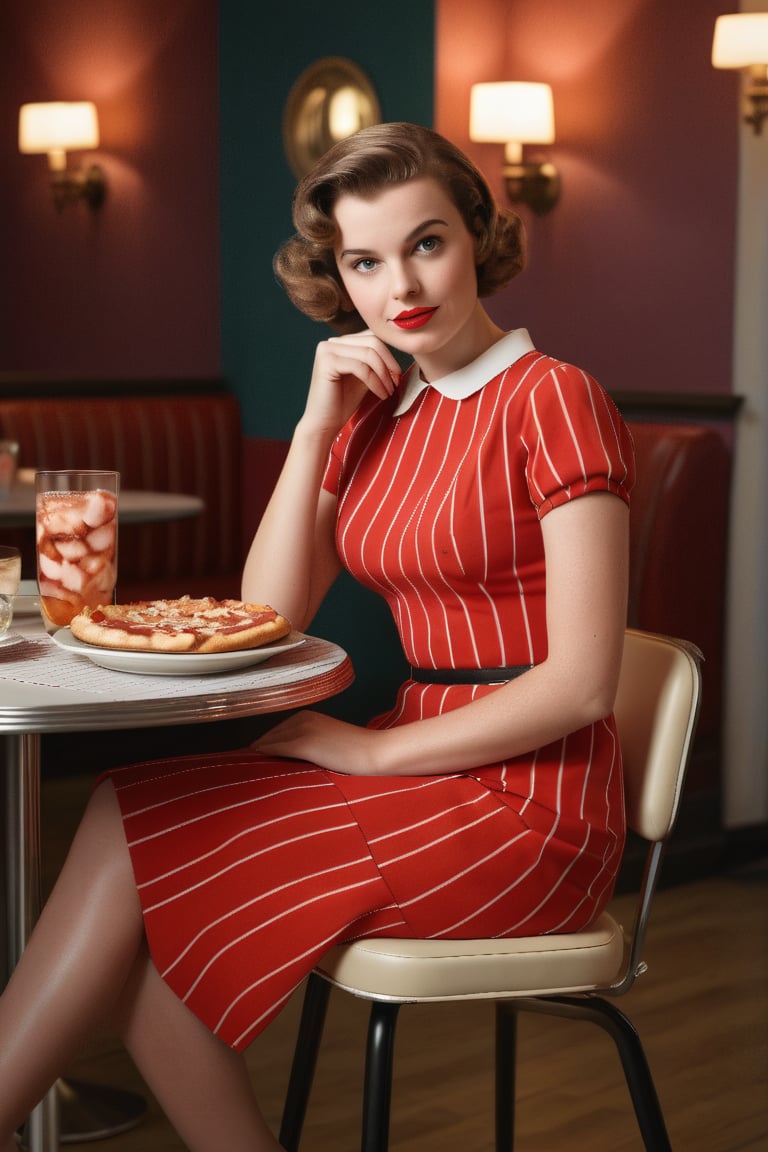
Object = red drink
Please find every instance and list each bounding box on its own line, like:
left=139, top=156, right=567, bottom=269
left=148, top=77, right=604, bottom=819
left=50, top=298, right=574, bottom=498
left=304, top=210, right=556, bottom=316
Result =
left=36, top=473, right=119, bottom=633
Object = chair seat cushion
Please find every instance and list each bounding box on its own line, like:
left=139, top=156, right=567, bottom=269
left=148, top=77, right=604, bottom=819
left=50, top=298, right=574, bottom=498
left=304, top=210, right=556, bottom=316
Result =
left=316, top=912, right=626, bottom=1002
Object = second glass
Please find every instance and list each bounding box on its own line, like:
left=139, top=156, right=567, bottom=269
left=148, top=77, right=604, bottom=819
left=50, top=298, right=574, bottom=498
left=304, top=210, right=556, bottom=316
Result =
left=0, top=545, right=22, bottom=636
left=35, top=470, right=119, bottom=633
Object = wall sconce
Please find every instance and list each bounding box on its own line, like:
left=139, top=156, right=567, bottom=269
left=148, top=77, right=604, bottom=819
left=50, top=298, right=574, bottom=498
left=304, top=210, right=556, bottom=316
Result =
left=712, top=13, right=768, bottom=135
left=18, top=102, right=106, bottom=210
left=469, top=82, right=559, bottom=214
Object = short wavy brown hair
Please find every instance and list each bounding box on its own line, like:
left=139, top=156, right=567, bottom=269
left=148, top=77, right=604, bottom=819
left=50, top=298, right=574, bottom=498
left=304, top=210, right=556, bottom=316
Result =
left=274, top=122, right=526, bottom=334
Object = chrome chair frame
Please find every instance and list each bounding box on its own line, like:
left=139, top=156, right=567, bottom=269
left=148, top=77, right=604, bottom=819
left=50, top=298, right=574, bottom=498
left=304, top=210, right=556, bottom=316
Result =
left=279, top=629, right=703, bottom=1151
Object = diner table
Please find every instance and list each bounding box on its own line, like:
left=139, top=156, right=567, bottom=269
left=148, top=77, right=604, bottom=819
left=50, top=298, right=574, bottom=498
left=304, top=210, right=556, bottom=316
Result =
left=1, top=609, right=354, bottom=1152
left=0, top=478, right=204, bottom=529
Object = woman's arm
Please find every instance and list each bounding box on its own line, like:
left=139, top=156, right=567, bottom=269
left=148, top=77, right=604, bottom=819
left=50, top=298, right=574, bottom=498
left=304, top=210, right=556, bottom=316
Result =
left=252, top=491, right=630, bottom=773
left=241, top=332, right=401, bottom=630
left=241, top=423, right=341, bottom=631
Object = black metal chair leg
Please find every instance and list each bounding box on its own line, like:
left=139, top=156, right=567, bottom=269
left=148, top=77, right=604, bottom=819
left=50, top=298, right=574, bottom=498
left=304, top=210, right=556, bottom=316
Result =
left=361, top=1001, right=401, bottom=1152
left=581, top=997, right=672, bottom=1152
left=495, top=1002, right=519, bottom=1151
left=279, top=974, right=332, bottom=1152
left=282, top=986, right=670, bottom=1152
left=516, top=996, right=672, bottom=1152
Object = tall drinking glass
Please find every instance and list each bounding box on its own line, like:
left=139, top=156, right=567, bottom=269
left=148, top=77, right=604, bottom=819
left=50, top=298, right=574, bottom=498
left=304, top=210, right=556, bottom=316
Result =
left=35, top=470, right=119, bottom=634
left=0, top=545, right=22, bottom=636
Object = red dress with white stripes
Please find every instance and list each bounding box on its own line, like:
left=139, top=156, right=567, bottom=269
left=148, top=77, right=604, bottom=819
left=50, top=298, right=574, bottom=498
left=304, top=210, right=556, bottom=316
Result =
left=108, top=334, right=635, bottom=1052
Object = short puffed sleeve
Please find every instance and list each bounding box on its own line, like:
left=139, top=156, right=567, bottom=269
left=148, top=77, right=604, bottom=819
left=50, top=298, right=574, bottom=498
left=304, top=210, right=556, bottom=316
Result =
left=522, top=361, right=635, bottom=517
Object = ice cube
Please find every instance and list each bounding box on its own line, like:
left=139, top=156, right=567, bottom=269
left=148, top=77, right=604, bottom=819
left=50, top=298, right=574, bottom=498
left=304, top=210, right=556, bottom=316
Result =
left=38, top=552, right=63, bottom=581
left=85, top=524, right=114, bottom=553
left=80, top=554, right=102, bottom=575
left=55, top=539, right=89, bottom=561
left=82, top=490, right=114, bottom=528
left=60, top=560, right=86, bottom=593
left=43, top=511, right=74, bottom=537
left=42, top=493, right=88, bottom=537
left=37, top=537, right=60, bottom=562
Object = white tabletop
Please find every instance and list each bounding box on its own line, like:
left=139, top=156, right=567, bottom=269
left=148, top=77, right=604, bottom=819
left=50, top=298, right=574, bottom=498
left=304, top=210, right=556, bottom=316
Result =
left=0, top=480, right=203, bottom=528
left=0, top=615, right=354, bottom=733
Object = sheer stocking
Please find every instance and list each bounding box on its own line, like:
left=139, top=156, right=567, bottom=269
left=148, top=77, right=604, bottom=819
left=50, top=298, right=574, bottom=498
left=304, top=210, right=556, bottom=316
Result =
left=112, top=946, right=281, bottom=1150
left=0, top=780, right=281, bottom=1151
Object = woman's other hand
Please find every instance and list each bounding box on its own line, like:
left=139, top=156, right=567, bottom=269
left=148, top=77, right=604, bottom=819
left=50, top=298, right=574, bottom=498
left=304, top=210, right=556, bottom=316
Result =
left=251, top=711, right=386, bottom=776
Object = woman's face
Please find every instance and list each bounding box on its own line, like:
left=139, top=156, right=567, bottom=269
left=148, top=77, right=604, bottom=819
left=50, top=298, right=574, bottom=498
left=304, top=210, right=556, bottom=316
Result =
left=333, top=176, right=484, bottom=379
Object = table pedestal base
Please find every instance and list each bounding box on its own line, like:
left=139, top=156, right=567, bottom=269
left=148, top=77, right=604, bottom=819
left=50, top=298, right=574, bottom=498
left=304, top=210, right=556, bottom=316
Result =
left=4, top=734, right=148, bottom=1151
left=19, top=1080, right=148, bottom=1146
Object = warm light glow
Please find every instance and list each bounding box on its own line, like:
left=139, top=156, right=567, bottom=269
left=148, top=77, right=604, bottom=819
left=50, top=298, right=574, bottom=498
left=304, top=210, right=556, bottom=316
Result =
left=19, top=102, right=99, bottom=169
left=469, top=83, right=555, bottom=146
left=329, top=86, right=361, bottom=139
left=712, top=13, right=768, bottom=68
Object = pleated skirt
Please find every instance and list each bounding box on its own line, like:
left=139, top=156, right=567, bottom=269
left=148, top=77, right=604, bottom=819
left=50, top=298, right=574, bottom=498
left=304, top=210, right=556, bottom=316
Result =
left=107, top=741, right=623, bottom=1052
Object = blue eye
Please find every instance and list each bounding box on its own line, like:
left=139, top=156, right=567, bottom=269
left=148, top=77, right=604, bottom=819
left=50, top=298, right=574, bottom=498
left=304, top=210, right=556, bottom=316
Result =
left=416, top=235, right=441, bottom=254
left=353, top=257, right=379, bottom=273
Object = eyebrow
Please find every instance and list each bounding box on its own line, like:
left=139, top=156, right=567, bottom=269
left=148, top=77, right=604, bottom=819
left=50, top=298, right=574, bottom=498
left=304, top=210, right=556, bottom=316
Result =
left=339, top=217, right=449, bottom=259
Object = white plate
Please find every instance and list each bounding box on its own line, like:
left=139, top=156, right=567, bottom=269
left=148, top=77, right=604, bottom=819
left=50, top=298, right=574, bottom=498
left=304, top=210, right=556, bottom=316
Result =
left=51, top=628, right=306, bottom=676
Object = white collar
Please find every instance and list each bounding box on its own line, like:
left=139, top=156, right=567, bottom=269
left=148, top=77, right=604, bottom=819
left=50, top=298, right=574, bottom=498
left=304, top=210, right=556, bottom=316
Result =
left=392, top=328, right=535, bottom=416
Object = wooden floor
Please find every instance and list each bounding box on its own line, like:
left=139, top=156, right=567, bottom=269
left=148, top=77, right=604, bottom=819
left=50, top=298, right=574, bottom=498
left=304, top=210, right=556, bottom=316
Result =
left=37, top=774, right=768, bottom=1152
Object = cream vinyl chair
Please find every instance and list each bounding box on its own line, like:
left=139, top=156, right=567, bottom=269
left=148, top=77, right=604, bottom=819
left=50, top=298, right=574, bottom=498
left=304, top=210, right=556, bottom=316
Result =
left=279, top=629, right=703, bottom=1152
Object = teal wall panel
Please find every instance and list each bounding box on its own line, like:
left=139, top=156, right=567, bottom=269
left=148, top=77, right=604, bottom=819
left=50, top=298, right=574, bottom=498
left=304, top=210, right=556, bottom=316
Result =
left=220, top=2, right=435, bottom=721
left=220, top=0, right=435, bottom=439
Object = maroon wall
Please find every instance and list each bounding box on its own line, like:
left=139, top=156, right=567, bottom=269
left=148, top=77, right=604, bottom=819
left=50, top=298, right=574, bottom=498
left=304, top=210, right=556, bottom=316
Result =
left=1, top=0, right=739, bottom=404
left=0, top=0, right=220, bottom=377
left=436, top=0, right=739, bottom=399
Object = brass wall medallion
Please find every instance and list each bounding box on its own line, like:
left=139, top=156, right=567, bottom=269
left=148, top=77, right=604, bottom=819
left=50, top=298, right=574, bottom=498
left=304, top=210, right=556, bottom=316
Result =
left=283, top=57, right=381, bottom=178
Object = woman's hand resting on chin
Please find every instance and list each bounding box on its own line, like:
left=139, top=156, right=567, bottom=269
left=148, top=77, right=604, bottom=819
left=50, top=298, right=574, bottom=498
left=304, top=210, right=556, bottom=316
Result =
left=302, top=330, right=401, bottom=437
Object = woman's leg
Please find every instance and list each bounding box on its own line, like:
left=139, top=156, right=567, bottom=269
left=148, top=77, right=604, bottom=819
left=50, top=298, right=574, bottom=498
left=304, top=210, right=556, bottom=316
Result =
left=0, top=780, right=144, bottom=1142
left=0, top=780, right=281, bottom=1152
left=112, top=947, right=282, bottom=1151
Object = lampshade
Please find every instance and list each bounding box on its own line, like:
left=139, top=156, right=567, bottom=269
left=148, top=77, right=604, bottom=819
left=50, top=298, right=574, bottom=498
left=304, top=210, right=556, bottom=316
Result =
left=469, top=83, right=555, bottom=144
left=19, top=102, right=99, bottom=163
left=712, top=13, right=768, bottom=68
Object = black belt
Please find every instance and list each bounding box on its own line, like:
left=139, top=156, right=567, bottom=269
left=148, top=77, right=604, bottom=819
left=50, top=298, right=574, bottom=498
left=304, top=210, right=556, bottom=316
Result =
left=409, top=665, right=532, bottom=685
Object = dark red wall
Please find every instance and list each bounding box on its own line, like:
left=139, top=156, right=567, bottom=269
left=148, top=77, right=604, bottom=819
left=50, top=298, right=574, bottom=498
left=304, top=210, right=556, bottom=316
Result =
left=1, top=0, right=739, bottom=407
left=436, top=0, right=738, bottom=398
left=0, top=0, right=220, bottom=377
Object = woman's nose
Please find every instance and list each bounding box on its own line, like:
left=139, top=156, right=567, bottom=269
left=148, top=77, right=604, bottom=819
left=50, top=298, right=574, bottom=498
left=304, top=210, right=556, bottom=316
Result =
left=391, top=263, right=419, bottom=299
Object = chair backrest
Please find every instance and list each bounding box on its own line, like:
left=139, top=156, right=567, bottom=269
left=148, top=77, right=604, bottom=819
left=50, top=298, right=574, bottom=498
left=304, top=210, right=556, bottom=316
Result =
left=614, top=629, right=703, bottom=844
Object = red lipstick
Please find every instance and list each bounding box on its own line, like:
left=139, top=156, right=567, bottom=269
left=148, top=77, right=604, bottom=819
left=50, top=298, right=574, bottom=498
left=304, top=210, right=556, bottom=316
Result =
left=393, top=307, right=438, bottom=330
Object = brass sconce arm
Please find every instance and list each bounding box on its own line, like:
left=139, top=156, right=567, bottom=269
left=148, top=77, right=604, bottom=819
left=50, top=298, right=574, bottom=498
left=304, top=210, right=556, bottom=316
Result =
left=502, top=159, right=560, bottom=216
left=50, top=165, right=107, bottom=211
left=744, top=67, right=768, bottom=135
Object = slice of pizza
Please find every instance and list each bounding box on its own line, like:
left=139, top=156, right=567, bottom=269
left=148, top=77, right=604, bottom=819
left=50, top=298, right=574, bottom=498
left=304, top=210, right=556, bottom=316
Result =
left=69, top=596, right=292, bottom=654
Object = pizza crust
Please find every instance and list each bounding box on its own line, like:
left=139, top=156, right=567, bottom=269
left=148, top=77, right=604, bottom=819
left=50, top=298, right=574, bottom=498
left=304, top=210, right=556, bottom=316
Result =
left=69, top=596, right=292, bottom=654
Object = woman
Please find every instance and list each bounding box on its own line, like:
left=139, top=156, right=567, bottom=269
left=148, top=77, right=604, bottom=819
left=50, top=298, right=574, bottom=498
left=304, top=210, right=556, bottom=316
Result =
left=0, top=123, right=634, bottom=1152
